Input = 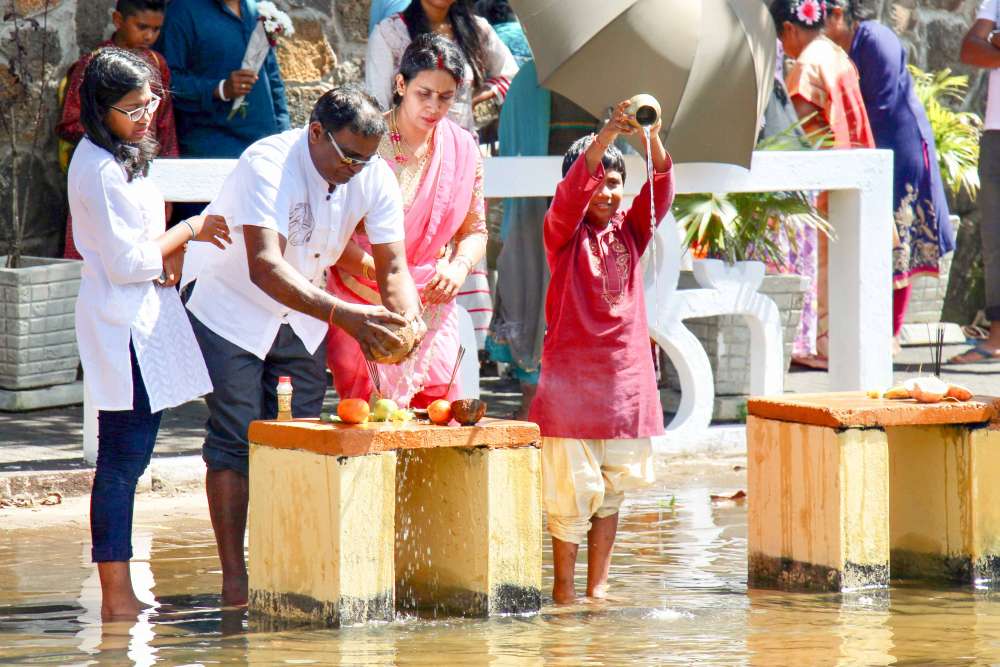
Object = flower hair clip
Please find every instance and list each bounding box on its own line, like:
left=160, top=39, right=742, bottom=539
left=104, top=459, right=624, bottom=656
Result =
left=795, top=0, right=824, bottom=25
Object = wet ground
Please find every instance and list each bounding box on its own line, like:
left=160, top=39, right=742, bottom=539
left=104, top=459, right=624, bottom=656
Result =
left=4, top=458, right=1000, bottom=666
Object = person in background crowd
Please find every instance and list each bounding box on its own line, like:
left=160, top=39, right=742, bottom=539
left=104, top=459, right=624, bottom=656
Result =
left=366, top=0, right=518, bottom=347
left=69, top=47, right=229, bottom=618
left=532, top=102, right=674, bottom=604
left=957, top=1, right=1000, bottom=363
left=58, top=0, right=177, bottom=260
left=370, top=0, right=411, bottom=35
left=476, top=0, right=531, bottom=66
left=769, top=0, right=875, bottom=369
left=366, top=0, right=518, bottom=135
left=179, top=87, right=423, bottom=606
left=328, top=36, right=487, bottom=407
left=826, top=0, right=954, bottom=353
left=487, top=62, right=600, bottom=419
left=156, top=0, right=290, bottom=160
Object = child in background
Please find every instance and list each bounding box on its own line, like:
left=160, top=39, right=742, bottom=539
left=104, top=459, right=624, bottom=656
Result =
left=529, top=99, right=674, bottom=604
left=58, top=0, right=177, bottom=259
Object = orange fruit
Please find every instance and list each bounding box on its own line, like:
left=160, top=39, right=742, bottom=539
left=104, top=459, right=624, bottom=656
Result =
left=337, top=398, right=370, bottom=424
left=427, top=399, right=452, bottom=425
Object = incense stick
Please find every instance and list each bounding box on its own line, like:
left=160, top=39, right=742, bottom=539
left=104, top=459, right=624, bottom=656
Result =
left=933, top=325, right=945, bottom=378
left=444, top=346, right=466, bottom=398
left=366, top=359, right=382, bottom=399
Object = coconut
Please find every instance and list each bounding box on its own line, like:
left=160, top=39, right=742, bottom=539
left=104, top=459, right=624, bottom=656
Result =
left=910, top=376, right=949, bottom=403
left=371, top=320, right=417, bottom=365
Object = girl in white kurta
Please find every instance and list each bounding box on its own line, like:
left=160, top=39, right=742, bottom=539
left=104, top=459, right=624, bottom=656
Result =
left=68, top=48, right=230, bottom=619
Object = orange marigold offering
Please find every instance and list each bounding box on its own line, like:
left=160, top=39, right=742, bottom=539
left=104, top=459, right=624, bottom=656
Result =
left=427, top=399, right=452, bottom=425
left=337, top=398, right=370, bottom=424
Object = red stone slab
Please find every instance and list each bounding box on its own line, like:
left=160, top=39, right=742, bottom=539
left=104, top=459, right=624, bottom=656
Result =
left=747, top=392, right=1000, bottom=429
left=248, top=417, right=540, bottom=457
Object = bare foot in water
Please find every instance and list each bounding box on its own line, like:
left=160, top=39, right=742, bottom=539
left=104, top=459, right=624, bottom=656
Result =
left=586, top=583, right=610, bottom=599
left=222, top=574, right=248, bottom=608
left=101, top=594, right=152, bottom=620
left=552, top=582, right=579, bottom=605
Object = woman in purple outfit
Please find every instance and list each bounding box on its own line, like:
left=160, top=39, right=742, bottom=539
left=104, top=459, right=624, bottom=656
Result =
left=826, top=0, right=954, bottom=349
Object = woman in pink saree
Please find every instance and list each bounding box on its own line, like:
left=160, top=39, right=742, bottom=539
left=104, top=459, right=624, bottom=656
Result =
left=328, top=34, right=487, bottom=407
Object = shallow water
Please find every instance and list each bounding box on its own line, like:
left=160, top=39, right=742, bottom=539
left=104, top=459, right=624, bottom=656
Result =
left=4, top=483, right=1000, bottom=666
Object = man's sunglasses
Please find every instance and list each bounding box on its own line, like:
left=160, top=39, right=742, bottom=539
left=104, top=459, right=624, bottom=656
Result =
left=327, top=131, right=378, bottom=168
left=111, top=94, right=161, bottom=122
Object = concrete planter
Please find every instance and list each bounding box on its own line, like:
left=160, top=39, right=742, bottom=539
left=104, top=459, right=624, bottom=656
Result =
left=663, top=267, right=808, bottom=397
left=0, top=256, right=81, bottom=396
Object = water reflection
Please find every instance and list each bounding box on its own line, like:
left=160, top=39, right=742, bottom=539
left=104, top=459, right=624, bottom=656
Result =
left=5, top=484, right=1000, bottom=664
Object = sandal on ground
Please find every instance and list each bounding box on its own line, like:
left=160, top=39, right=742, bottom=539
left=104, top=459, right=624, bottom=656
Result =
left=962, top=325, right=989, bottom=341
left=947, top=345, right=1000, bottom=365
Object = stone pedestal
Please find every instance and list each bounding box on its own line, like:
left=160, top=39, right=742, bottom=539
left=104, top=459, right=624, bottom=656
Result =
left=395, top=446, right=542, bottom=616
left=747, top=393, right=1000, bottom=592
left=248, top=444, right=396, bottom=626
left=246, top=418, right=541, bottom=626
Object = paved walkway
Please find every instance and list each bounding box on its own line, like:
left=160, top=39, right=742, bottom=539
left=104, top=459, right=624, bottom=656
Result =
left=1, top=342, right=998, bottom=487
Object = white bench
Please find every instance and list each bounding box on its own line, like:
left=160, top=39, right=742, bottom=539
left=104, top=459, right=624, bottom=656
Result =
left=83, top=150, right=893, bottom=461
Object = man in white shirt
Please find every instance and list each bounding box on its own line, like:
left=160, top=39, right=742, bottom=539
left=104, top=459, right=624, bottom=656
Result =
left=958, top=4, right=1000, bottom=363
left=182, top=86, right=423, bottom=606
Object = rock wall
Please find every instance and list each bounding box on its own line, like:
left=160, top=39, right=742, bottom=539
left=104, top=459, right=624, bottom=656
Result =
left=0, top=1, right=993, bottom=322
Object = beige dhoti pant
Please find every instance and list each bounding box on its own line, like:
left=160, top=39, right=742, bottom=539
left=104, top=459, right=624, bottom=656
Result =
left=541, top=436, right=656, bottom=545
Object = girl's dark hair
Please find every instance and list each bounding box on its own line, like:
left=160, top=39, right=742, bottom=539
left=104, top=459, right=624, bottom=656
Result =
left=401, top=0, right=486, bottom=87
left=561, top=135, right=627, bottom=183
left=394, top=33, right=467, bottom=106
left=475, top=0, right=516, bottom=26
left=80, top=47, right=159, bottom=181
left=769, top=0, right=827, bottom=34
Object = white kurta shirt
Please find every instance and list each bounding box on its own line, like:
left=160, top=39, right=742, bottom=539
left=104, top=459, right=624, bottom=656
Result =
left=182, top=128, right=405, bottom=359
left=68, top=138, right=212, bottom=413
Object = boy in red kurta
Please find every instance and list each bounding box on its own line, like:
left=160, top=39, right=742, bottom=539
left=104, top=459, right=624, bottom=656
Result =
left=57, top=0, right=178, bottom=259
left=529, top=100, right=674, bottom=603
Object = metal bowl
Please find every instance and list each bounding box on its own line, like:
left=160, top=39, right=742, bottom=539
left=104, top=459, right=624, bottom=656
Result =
left=450, top=399, right=487, bottom=426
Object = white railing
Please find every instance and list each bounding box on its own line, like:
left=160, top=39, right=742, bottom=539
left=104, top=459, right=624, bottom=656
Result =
left=82, top=150, right=892, bottom=460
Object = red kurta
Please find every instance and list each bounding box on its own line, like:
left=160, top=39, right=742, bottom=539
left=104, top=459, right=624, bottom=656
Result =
left=529, top=153, right=674, bottom=440
left=58, top=40, right=178, bottom=259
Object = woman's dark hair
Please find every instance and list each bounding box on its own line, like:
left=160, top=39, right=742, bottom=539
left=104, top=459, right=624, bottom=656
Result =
left=769, top=0, right=827, bottom=34
left=311, top=84, right=387, bottom=137
left=80, top=47, right=158, bottom=181
left=475, top=0, right=516, bottom=26
left=394, top=33, right=467, bottom=106
left=401, top=0, right=486, bottom=87
left=561, top=135, right=627, bottom=183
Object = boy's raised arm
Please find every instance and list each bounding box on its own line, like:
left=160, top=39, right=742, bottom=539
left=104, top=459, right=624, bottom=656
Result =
left=544, top=154, right=604, bottom=253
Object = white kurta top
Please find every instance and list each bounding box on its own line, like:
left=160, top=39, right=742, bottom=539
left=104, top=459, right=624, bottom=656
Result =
left=68, top=138, right=212, bottom=413
left=182, top=128, right=405, bottom=359
left=365, top=14, right=518, bottom=132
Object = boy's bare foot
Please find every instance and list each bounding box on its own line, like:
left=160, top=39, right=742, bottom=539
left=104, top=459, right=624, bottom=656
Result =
left=101, top=595, right=149, bottom=620
left=586, top=583, right=610, bottom=599
left=97, top=561, right=153, bottom=620
left=552, top=582, right=579, bottom=604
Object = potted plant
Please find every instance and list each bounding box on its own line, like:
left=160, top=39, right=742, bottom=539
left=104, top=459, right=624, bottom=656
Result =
left=902, top=65, right=980, bottom=334
left=0, top=1, right=83, bottom=409
left=660, top=124, right=831, bottom=412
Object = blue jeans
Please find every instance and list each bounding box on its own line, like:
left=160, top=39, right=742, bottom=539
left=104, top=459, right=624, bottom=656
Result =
left=90, top=344, right=163, bottom=562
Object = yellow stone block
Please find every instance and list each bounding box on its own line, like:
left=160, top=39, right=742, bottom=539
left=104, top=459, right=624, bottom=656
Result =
left=747, top=416, right=889, bottom=591
left=395, top=446, right=542, bottom=615
left=248, top=444, right=396, bottom=626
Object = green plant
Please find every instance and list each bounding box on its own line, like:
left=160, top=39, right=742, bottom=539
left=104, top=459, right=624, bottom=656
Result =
left=908, top=65, right=982, bottom=198
left=672, top=119, right=832, bottom=266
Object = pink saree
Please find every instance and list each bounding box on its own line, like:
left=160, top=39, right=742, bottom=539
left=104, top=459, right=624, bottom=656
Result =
left=326, top=117, right=480, bottom=407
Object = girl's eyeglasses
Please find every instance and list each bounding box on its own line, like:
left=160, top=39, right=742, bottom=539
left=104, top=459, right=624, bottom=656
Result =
left=111, top=94, right=161, bottom=122
left=327, top=131, right=377, bottom=168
